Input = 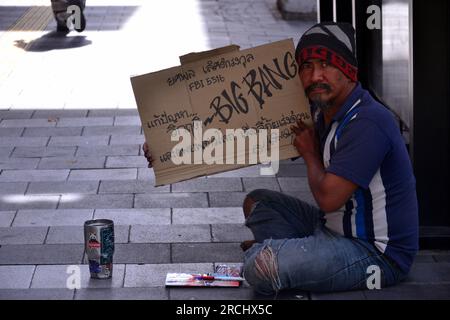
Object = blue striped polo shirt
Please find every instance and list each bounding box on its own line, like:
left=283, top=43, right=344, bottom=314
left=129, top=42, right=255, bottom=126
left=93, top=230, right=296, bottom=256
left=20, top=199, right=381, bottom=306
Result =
left=315, top=82, right=419, bottom=274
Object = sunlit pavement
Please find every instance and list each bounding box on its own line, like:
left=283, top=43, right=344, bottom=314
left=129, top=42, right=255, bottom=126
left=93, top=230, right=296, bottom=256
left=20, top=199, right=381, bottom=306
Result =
left=0, top=0, right=449, bottom=300
left=0, top=0, right=311, bottom=110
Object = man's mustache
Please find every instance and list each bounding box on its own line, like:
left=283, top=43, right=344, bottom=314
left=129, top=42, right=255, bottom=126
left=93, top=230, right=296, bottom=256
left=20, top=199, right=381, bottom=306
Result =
left=305, top=83, right=332, bottom=95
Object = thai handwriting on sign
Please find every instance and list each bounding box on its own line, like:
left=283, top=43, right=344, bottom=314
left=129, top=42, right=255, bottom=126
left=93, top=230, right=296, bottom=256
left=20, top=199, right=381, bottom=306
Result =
left=242, top=112, right=311, bottom=131
left=147, top=110, right=196, bottom=129
left=188, top=75, right=226, bottom=91
left=202, top=54, right=255, bottom=74
left=158, top=112, right=309, bottom=164
left=167, top=70, right=195, bottom=87
left=204, top=51, right=298, bottom=126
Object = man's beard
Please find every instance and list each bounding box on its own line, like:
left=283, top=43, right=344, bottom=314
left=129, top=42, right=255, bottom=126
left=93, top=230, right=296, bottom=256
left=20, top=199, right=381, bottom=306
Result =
left=310, top=98, right=332, bottom=111
left=306, top=83, right=333, bottom=111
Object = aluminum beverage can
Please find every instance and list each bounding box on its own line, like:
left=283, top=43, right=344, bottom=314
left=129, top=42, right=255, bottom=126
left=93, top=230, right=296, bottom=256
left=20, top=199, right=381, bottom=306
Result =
left=84, top=219, right=114, bottom=279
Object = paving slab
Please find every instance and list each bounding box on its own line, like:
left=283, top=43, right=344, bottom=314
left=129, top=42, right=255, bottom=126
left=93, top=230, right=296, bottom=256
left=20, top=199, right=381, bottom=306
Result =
left=209, top=192, right=247, bottom=207
left=0, top=289, right=74, bottom=300
left=276, top=164, right=308, bottom=177
left=105, top=156, right=148, bottom=168
left=56, top=117, right=114, bottom=127
left=277, top=177, right=311, bottom=191
left=0, top=110, right=34, bottom=120
left=48, top=136, right=110, bottom=147
left=88, top=110, right=138, bottom=117
left=242, top=177, right=280, bottom=192
left=137, top=167, right=156, bottom=180
left=13, top=209, right=93, bottom=227
left=130, top=224, right=211, bottom=243
left=0, top=137, right=49, bottom=147
left=172, top=243, right=244, bottom=263
left=172, top=177, right=243, bottom=192
left=172, top=207, right=244, bottom=224
left=0, top=169, right=69, bottom=182
left=113, top=243, right=170, bottom=264
left=212, top=224, right=253, bottom=242
left=0, top=158, right=40, bottom=170
left=0, top=127, right=24, bottom=137
left=27, top=181, right=99, bottom=195
left=76, top=145, right=140, bottom=157
left=82, top=125, right=141, bottom=136
left=68, top=168, right=137, bottom=181
left=0, top=182, right=28, bottom=195
left=94, top=208, right=171, bottom=225
left=0, top=244, right=84, bottom=265
left=22, top=127, right=83, bottom=137
left=0, top=119, right=57, bottom=128
left=0, top=147, right=13, bottom=157
left=32, top=110, right=88, bottom=119
left=31, top=264, right=125, bottom=289
left=0, top=211, right=15, bottom=227
left=98, top=180, right=170, bottom=193
left=58, top=194, right=134, bottom=209
left=0, top=226, right=48, bottom=245
left=11, top=147, right=77, bottom=158
left=0, top=266, right=36, bottom=289
left=135, top=193, right=208, bottom=208
left=113, top=116, right=141, bottom=126
left=109, top=134, right=145, bottom=145
left=38, top=157, right=106, bottom=169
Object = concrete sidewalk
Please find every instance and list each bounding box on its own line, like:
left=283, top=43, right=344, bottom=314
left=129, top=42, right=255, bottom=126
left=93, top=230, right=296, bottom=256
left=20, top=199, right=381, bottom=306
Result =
left=0, top=0, right=449, bottom=300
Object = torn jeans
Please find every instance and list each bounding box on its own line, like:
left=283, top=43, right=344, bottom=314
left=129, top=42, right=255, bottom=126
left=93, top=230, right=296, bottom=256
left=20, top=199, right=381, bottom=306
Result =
left=243, top=189, right=405, bottom=295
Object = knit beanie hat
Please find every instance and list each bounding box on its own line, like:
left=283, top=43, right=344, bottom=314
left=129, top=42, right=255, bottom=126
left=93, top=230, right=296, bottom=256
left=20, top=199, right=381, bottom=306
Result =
left=295, top=22, right=358, bottom=81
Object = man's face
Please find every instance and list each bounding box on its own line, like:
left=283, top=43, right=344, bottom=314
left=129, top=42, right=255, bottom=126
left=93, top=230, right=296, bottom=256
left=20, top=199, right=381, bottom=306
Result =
left=298, top=58, right=350, bottom=111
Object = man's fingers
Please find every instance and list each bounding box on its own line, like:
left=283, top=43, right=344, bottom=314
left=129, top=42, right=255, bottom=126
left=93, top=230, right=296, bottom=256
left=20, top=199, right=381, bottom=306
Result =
left=291, top=125, right=305, bottom=135
left=290, top=125, right=302, bottom=134
left=296, top=119, right=307, bottom=129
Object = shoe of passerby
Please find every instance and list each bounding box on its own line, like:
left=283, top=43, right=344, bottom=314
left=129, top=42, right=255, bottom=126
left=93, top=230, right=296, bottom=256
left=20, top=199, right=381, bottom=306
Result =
left=51, top=0, right=86, bottom=33
left=56, top=23, right=70, bottom=33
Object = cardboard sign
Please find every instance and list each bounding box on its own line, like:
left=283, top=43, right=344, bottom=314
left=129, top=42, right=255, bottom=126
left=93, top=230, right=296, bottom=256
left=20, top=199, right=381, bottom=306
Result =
left=131, top=39, right=311, bottom=186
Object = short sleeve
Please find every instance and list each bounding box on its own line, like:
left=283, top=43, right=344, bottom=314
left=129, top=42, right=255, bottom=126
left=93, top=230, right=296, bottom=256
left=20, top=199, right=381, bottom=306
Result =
left=326, top=118, right=392, bottom=189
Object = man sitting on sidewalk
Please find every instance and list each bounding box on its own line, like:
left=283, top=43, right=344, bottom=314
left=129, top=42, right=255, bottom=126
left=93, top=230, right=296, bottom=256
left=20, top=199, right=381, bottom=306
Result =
left=241, top=22, right=418, bottom=295
left=142, top=21, right=418, bottom=295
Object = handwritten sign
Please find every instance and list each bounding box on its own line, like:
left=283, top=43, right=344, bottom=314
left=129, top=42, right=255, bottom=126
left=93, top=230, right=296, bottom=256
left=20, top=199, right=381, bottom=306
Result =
left=131, top=39, right=311, bottom=186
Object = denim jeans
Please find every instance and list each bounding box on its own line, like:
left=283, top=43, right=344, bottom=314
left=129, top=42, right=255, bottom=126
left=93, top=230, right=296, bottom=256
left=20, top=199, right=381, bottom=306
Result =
left=243, top=189, right=406, bottom=295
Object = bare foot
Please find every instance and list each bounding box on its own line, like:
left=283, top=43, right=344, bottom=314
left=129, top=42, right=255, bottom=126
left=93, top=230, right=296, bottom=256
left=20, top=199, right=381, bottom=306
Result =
left=240, top=240, right=257, bottom=252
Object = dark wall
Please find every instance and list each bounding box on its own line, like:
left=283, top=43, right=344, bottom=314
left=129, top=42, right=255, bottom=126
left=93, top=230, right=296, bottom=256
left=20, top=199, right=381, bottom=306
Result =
left=413, top=0, right=450, bottom=226
left=354, top=0, right=382, bottom=96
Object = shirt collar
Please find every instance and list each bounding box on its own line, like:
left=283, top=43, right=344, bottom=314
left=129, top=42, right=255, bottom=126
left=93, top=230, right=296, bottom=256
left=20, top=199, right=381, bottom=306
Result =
left=331, top=82, right=363, bottom=123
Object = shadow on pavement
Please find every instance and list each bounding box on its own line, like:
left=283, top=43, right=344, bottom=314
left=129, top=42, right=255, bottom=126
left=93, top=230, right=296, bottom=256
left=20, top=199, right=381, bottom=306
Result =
left=14, top=30, right=92, bottom=52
